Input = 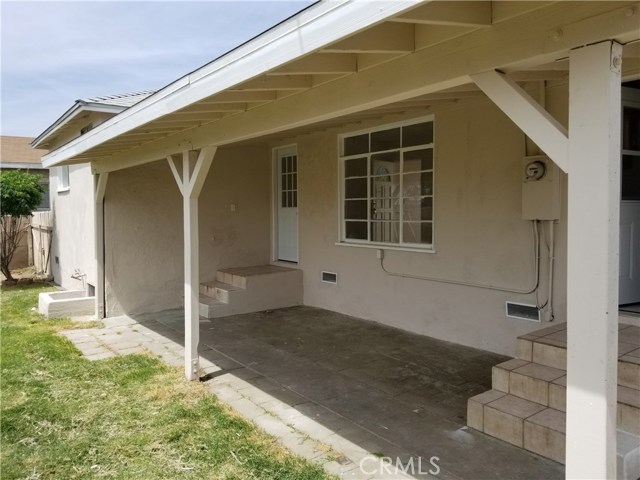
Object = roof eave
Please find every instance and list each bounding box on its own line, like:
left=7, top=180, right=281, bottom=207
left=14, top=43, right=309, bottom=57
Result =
left=41, top=0, right=422, bottom=168
left=32, top=102, right=126, bottom=149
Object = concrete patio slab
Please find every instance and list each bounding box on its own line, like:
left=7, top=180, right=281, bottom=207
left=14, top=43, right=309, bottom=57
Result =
left=60, top=306, right=565, bottom=479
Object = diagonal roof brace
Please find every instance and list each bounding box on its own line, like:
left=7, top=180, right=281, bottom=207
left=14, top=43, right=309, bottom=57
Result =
left=470, top=70, right=568, bottom=173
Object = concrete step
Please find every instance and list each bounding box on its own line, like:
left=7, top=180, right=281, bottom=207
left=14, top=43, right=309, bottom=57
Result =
left=198, top=295, right=232, bottom=319
left=199, top=280, right=244, bottom=303
left=468, top=390, right=640, bottom=474
left=198, top=265, right=302, bottom=319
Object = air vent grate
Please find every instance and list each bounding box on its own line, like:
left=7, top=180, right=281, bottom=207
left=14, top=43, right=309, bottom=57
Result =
left=321, top=271, right=337, bottom=284
left=505, top=302, right=540, bottom=322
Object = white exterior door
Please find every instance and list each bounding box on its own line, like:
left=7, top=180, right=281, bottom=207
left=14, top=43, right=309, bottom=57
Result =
left=620, top=90, right=640, bottom=305
left=276, top=146, right=298, bottom=262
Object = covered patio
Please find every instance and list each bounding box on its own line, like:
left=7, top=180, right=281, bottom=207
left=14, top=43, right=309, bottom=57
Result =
left=61, top=307, right=565, bottom=479
left=42, top=2, right=640, bottom=477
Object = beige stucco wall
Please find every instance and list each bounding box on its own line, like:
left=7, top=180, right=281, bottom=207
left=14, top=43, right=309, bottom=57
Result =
left=98, top=84, right=571, bottom=357
left=103, top=144, right=271, bottom=316
left=272, top=87, right=569, bottom=356
left=50, top=164, right=96, bottom=291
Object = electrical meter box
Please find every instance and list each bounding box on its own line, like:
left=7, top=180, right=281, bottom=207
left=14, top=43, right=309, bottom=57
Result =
left=521, top=155, right=561, bottom=220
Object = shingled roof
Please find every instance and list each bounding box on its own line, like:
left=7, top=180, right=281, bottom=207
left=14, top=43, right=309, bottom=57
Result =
left=82, top=91, right=155, bottom=108
left=1, top=136, right=48, bottom=166
left=32, top=90, right=156, bottom=149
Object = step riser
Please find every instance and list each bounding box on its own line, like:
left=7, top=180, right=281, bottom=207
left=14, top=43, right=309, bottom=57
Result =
left=492, top=365, right=640, bottom=435
left=524, top=419, right=565, bottom=465
left=202, top=266, right=303, bottom=318
left=468, top=394, right=566, bottom=465
left=471, top=323, right=640, bottom=473
left=517, top=338, right=567, bottom=370
left=199, top=284, right=242, bottom=304
left=215, top=271, right=246, bottom=289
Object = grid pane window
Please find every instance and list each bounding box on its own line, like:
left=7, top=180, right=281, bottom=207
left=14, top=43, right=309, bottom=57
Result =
left=340, top=118, right=434, bottom=248
left=280, top=154, right=297, bottom=208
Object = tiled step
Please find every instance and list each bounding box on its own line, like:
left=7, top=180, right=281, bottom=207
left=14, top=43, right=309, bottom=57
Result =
left=516, top=324, right=640, bottom=390
left=468, top=390, right=640, bottom=470
left=492, top=359, right=565, bottom=406
left=198, top=265, right=302, bottom=319
left=469, top=322, right=640, bottom=473
left=492, top=358, right=640, bottom=435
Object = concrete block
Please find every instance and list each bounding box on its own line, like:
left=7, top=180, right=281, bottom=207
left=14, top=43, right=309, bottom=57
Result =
left=532, top=342, right=566, bottom=370
left=509, top=363, right=565, bottom=406
left=466, top=389, right=506, bottom=431
left=492, top=358, right=529, bottom=392
left=492, top=366, right=510, bottom=393
left=227, top=397, right=266, bottom=421
left=484, top=395, right=546, bottom=447
left=516, top=339, right=533, bottom=361
left=524, top=408, right=566, bottom=464
left=38, top=290, right=95, bottom=319
left=253, top=413, right=297, bottom=439
left=85, top=351, right=116, bottom=361
left=548, top=378, right=566, bottom=412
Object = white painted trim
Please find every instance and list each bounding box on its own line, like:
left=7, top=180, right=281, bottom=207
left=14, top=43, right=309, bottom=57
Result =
left=338, top=115, right=436, bottom=249
left=470, top=70, right=569, bottom=173
left=33, top=103, right=126, bottom=149
left=273, top=144, right=299, bottom=263
left=334, top=242, right=436, bottom=254
left=94, top=172, right=109, bottom=319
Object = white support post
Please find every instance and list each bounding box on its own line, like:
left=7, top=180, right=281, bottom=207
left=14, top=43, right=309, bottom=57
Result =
left=565, top=41, right=621, bottom=479
left=167, top=146, right=216, bottom=380
left=94, top=172, right=109, bottom=319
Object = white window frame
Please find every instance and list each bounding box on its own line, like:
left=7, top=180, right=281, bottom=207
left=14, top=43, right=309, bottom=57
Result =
left=58, top=165, right=70, bottom=192
left=338, top=116, right=435, bottom=252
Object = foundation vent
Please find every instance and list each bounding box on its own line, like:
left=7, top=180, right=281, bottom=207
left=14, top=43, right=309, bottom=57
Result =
left=505, top=302, right=540, bottom=322
left=321, top=271, right=337, bottom=284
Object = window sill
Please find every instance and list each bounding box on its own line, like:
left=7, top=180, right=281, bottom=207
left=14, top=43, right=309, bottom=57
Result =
left=57, top=187, right=70, bottom=194
left=335, top=242, right=436, bottom=254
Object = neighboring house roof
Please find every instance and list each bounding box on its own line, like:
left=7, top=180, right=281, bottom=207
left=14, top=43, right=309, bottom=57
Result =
left=82, top=91, right=156, bottom=108
left=32, top=90, right=155, bottom=149
left=1, top=136, right=48, bottom=169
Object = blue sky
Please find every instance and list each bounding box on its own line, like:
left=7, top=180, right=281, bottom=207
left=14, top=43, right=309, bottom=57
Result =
left=1, top=1, right=315, bottom=138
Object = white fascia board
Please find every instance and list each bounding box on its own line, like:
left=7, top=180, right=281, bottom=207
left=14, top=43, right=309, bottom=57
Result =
left=33, top=103, right=125, bottom=148
left=42, top=0, right=422, bottom=168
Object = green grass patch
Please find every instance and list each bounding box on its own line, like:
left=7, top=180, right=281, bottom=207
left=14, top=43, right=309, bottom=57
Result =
left=1, top=285, right=333, bottom=479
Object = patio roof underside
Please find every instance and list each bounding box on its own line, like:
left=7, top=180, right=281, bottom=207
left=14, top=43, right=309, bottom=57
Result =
left=46, top=1, right=640, bottom=172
